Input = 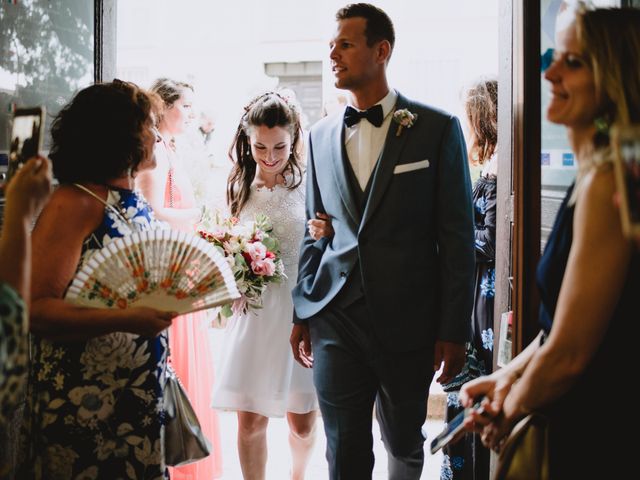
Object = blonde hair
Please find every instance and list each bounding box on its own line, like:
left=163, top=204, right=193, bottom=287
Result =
left=576, top=5, right=640, bottom=131
left=149, top=78, right=194, bottom=124
left=569, top=5, right=640, bottom=202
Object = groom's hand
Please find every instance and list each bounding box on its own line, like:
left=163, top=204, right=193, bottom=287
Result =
left=434, top=340, right=465, bottom=384
left=290, top=323, right=313, bottom=368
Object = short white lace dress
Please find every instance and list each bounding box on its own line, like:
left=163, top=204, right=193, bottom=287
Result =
left=211, top=183, right=318, bottom=417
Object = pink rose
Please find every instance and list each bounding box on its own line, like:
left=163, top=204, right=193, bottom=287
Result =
left=245, top=241, right=267, bottom=261
left=251, top=258, right=276, bottom=276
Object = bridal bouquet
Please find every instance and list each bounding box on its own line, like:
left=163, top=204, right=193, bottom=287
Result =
left=198, top=212, right=285, bottom=321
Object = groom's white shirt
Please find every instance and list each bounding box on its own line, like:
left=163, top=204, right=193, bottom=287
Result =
left=345, top=89, right=398, bottom=190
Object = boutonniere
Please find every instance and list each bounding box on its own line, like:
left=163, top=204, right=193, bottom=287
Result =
left=393, top=108, right=418, bottom=136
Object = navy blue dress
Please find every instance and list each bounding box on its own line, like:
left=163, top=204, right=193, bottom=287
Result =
left=537, top=183, right=639, bottom=478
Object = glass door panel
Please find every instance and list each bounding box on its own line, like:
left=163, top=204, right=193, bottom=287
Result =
left=540, top=0, right=623, bottom=248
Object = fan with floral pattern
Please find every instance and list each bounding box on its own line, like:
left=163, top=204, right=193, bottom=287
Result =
left=65, top=229, right=240, bottom=314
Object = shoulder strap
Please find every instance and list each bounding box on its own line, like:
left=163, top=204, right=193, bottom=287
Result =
left=72, top=183, right=133, bottom=226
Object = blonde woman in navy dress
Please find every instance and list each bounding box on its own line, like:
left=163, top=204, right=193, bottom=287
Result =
left=461, top=6, right=640, bottom=478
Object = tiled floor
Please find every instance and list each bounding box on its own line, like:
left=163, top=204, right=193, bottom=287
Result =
left=210, top=329, right=446, bottom=479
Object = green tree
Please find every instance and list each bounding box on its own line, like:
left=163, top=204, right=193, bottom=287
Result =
left=0, top=0, right=93, bottom=150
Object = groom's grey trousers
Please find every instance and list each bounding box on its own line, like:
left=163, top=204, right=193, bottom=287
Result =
left=308, top=280, right=435, bottom=480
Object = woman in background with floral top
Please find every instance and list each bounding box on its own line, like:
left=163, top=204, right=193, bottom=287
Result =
left=441, top=77, right=497, bottom=480
left=18, top=80, right=176, bottom=479
left=211, top=91, right=332, bottom=480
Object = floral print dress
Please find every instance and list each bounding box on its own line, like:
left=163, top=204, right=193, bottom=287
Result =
left=18, top=187, right=170, bottom=480
left=441, top=174, right=496, bottom=480
left=0, top=282, right=28, bottom=478
left=0, top=283, right=28, bottom=424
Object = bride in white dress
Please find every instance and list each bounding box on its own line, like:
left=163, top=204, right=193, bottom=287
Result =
left=211, top=91, right=332, bottom=480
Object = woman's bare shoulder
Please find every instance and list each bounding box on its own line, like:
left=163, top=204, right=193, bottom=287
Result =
left=38, top=184, right=106, bottom=232
left=575, top=163, right=626, bottom=250
left=580, top=164, right=616, bottom=213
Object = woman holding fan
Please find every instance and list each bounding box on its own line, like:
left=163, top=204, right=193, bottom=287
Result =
left=19, top=80, right=176, bottom=479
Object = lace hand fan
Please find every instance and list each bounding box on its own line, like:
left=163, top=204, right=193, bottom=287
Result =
left=65, top=229, right=240, bottom=315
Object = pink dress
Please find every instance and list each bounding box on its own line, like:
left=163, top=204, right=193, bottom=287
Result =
left=165, top=165, right=223, bottom=479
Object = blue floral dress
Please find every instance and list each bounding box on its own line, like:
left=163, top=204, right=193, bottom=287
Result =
left=469, top=175, right=496, bottom=376
left=18, top=187, right=170, bottom=480
left=441, top=174, right=496, bottom=480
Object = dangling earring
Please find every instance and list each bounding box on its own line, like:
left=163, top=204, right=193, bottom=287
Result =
left=594, top=115, right=610, bottom=147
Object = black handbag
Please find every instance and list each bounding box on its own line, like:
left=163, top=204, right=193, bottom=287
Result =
left=164, top=364, right=212, bottom=466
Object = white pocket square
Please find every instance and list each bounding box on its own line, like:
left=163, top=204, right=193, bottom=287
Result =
left=393, top=159, right=430, bottom=174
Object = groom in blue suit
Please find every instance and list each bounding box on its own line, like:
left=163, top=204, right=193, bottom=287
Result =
left=291, top=4, right=475, bottom=479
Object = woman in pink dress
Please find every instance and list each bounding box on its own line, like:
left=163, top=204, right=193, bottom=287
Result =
left=136, top=78, right=222, bottom=479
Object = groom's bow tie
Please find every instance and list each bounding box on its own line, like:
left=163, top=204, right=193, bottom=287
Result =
left=343, top=104, right=384, bottom=128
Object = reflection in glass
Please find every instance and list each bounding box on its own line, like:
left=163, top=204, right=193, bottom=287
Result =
left=539, top=0, right=622, bottom=247
left=0, top=0, right=94, bottom=153
left=540, top=0, right=578, bottom=247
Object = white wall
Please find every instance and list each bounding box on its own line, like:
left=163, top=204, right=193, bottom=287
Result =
left=117, top=0, right=499, bottom=198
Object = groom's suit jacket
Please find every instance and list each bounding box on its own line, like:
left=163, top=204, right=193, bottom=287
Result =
left=292, top=92, right=475, bottom=352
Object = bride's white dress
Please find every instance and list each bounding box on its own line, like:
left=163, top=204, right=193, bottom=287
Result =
left=211, top=183, right=318, bottom=417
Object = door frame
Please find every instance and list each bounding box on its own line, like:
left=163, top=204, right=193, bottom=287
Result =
left=94, top=0, right=117, bottom=83
left=496, top=0, right=541, bottom=361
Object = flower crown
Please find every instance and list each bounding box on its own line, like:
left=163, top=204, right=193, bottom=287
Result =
left=243, top=90, right=299, bottom=115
